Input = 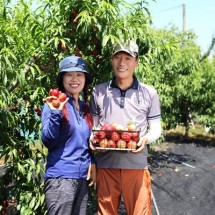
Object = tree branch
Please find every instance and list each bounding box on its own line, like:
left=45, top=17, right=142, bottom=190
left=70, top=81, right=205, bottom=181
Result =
left=200, top=37, right=215, bottom=62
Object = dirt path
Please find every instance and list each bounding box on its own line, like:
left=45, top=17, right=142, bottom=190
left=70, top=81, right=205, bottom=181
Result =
left=150, top=139, right=215, bottom=215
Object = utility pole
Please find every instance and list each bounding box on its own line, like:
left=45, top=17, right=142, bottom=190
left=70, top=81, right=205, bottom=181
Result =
left=182, top=4, right=186, bottom=32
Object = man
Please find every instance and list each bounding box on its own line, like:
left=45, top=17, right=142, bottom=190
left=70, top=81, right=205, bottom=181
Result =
left=90, top=40, right=162, bottom=215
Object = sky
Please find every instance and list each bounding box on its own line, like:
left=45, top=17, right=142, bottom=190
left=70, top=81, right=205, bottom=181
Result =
left=131, top=0, right=215, bottom=53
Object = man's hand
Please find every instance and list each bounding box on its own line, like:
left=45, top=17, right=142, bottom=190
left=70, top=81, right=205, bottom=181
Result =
left=132, top=136, right=148, bottom=154
left=89, top=133, right=108, bottom=152
left=89, top=133, right=97, bottom=151
left=87, top=163, right=96, bottom=187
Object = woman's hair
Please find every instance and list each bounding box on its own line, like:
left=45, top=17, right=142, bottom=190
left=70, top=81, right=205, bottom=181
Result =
left=57, top=73, right=93, bottom=129
left=57, top=73, right=65, bottom=92
left=82, top=85, right=93, bottom=129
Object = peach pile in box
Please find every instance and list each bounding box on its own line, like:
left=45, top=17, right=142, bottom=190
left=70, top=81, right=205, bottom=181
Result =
left=92, top=123, right=140, bottom=150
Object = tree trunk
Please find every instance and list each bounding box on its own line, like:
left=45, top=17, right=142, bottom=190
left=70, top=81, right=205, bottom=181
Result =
left=184, top=110, right=190, bottom=139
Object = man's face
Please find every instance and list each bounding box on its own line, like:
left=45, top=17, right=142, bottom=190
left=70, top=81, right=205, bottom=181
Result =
left=111, top=52, right=138, bottom=80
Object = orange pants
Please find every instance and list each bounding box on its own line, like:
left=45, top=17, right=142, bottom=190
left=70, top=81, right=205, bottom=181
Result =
left=96, top=169, right=151, bottom=215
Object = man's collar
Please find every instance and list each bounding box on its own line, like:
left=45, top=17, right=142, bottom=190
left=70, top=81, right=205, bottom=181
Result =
left=110, top=76, right=139, bottom=90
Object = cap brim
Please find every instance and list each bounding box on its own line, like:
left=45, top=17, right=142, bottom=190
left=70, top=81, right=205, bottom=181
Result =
left=60, top=67, right=88, bottom=73
left=112, top=49, right=137, bottom=57
left=60, top=68, right=92, bottom=84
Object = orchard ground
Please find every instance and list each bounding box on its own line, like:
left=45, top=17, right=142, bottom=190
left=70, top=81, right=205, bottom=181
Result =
left=149, top=134, right=215, bottom=215
left=1, top=126, right=214, bottom=215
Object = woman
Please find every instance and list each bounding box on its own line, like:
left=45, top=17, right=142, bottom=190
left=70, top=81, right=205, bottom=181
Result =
left=41, top=56, right=96, bottom=215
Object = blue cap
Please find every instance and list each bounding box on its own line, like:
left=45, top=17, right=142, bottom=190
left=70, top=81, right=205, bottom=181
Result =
left=59, top=56, right=92, bottom=84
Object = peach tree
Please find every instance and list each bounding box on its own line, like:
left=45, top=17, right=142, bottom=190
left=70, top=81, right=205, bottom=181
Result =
left=136, top=26, right=215, bottom=137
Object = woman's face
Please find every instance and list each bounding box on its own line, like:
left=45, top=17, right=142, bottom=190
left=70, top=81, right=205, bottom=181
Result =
left=63, top=71, right=86, bottom=97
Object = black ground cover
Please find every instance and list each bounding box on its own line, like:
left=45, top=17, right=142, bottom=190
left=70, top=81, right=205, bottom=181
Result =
left=149, top=136, right=215, bottom=215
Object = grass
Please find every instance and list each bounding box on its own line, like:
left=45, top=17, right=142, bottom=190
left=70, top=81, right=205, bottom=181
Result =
left=149, top=123, right=215, bottom=153
left=166, top=123, right=214, bottom=140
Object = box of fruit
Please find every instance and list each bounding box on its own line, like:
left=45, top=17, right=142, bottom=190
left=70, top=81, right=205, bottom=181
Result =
left=92, top=121, right=140, bottom=151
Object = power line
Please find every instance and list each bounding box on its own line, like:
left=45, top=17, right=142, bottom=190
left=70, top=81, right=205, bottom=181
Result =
left=151, top=5, right=181, bottom=14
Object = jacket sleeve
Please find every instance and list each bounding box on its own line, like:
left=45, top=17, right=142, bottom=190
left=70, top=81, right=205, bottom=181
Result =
left=41, top=104, right=63, bottom=149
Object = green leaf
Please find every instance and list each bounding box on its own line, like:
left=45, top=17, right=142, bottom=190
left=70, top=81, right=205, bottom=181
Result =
left=4, top=55, right=12, bottom=70
left=23, top=14, right=30, bottom=26
left=29, top=197, right=36, bottom=209
left=27, top=171, right=33, bottom=182
left=40, top=193, right=45, bottom=204
left=17, top=163, right=25, bottom=174
left=102, top=35, right=110, bottom=47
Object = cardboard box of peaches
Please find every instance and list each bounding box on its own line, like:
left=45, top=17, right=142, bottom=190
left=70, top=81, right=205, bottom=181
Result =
left=92, top=121, right=140, bottom=151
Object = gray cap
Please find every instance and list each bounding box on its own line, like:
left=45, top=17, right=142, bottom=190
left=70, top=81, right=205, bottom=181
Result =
left=112, top=40, right=139, bottom=57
